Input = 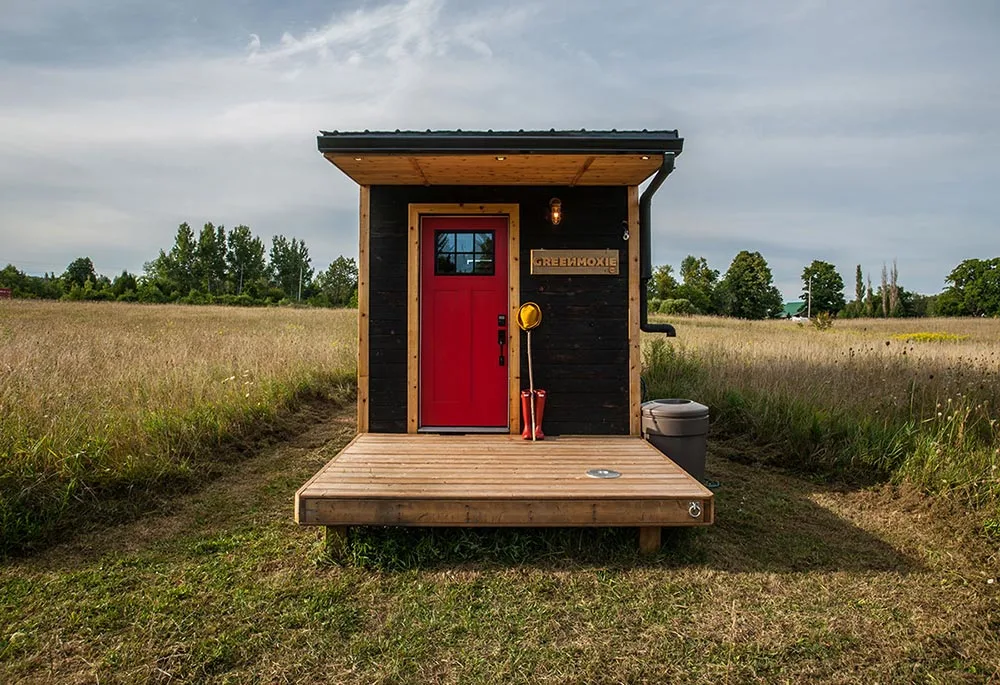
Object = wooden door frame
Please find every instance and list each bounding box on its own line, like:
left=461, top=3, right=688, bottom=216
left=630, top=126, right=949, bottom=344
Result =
left=407, top=203, right=521, bottom=435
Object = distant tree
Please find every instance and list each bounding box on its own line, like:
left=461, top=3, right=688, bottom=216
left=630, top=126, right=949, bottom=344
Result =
left=719, top=251, right=783, bottom=319
left=110, top=270, right=137, bottom=298
left=63, top=257, right=96, bottom=289
left=658, top=298, right=698, bottom=315
left=889, top=260, right=901, bottom=317
left=840, top=263, right=865, bottom=318
left=136, top=277, right=169, bottom=303
left=195, top=223, right=228, bottom=294
left=680, top=255, right=719, bottom=290
left=679, top=255, right=720, bottom=313
left=226, top=225, right=267, bottom=295
left=673, top=283, right=711, bottom=314
left=937, top=257, right=1000, bottom=316
left=650, top=264, right=679, bottom=301
left=865, top=276, right=875, bottom=317
left=902, top=290, right=934, bottom=318
left=0, top=264, right=28, bottom=297
left=880, top=263, right=889, bottom=318
left=919, top=293, right=941, bottom=317
left=801, top=260, right=846, bottom=316
left=314, top=256, right=358, bottom=307
left=269, top=235, right=313, bottom=300
left=146, top=223, right=197, bottom=296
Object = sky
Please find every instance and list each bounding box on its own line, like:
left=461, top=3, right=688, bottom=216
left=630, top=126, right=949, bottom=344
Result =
left=1, top=0, right=997, bottom=300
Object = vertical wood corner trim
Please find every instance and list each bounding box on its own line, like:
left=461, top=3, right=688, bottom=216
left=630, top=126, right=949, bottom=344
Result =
left=507, top=208, right=521, bottom=435
left=358, top=185, right=371, bottom=434
left=407, top=205, right=420, bottom=434
left=405, top=203, right=521, bottom=435
left=627, top=186, right=642, bottom=436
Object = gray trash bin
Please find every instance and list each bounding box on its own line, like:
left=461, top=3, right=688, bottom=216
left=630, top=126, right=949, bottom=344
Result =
left=641, top=399, right=709, bottom=480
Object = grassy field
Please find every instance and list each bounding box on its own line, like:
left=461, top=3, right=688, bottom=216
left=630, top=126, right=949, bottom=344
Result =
left=1, top=399, right=997, bottom=683
left=0, top=301, right=356, bottom=553
left=1, top=302, right=998, bottom=682
left=646, top=314, right=1000, bottom=534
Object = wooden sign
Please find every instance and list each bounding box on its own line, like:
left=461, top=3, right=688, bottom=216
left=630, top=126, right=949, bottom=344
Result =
left=530, top=249, right=620, bottom=276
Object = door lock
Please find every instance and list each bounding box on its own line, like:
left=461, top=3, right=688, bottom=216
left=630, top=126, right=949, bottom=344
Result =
left=497, top=316, right=506, bottom=367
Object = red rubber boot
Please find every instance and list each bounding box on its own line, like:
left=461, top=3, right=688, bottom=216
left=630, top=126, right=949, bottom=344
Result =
left=532, top=389, right=546, bottom=440
left=521, top=390, right=532, bottom=439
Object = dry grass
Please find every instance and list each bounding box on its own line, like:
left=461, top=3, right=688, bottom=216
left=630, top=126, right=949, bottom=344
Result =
left=645, top=315, right=1000, bottom=530
left=1, top=400, right=996, bottom=684
left=0, top=303, right=998, bottom=682
left=0, top=301, right=357, bottom=553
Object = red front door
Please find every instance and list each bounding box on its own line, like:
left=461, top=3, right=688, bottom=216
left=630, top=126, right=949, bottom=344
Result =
left=420, top=216, right=508, bottom=428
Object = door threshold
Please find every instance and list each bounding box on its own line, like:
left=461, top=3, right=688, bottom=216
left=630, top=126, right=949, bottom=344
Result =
left=418, top=426, right=510, bottom=434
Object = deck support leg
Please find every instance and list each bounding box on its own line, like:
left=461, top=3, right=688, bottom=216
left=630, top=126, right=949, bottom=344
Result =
left=325, top=526, right=349, bottom=559
left=638, top=527, right=661, bottom=555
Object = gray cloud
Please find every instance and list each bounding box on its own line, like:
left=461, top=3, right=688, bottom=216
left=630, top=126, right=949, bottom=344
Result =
left=0, top=0, right=997, bottom=298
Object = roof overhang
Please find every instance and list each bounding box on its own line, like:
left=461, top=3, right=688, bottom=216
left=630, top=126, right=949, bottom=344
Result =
left=317, top=130, right=683, bottom=186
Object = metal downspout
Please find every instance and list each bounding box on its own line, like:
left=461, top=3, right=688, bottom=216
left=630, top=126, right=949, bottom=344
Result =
left=639, top=154, right=677, bottom=336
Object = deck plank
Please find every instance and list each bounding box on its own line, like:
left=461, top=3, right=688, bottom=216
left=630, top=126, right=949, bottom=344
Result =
left=296, top=434, right=713, bottom=528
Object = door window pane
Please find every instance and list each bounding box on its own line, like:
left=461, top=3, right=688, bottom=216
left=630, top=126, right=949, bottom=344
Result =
left=434, top=230, right=495, bottom=276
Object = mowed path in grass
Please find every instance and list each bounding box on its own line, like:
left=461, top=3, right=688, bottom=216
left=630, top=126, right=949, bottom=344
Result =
left=2, top=399, right=997, bottom=684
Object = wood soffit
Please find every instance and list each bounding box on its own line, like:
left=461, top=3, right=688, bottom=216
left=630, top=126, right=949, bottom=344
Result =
left=324, top=153, right=663, bottom=186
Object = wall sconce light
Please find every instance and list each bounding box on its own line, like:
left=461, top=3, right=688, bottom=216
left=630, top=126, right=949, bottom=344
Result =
left=549, top=197, right=562, bottom=225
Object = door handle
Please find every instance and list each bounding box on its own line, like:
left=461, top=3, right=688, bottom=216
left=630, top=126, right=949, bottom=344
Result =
left=497, top=326, right=506, bottom=366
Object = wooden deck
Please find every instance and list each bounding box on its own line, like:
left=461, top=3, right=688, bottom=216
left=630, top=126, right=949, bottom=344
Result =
left=295, top=434, right=713, bottom=552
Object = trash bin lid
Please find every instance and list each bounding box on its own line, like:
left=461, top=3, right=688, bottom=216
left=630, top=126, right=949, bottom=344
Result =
left=641, top=398, right=709, bottom=419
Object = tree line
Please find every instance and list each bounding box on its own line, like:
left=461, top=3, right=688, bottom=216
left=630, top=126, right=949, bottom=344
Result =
left=3, top=226, right=997, bottom=318
left=0, top=222, right=360, bottom=308
left=649, top=252, right=1000, bottom=319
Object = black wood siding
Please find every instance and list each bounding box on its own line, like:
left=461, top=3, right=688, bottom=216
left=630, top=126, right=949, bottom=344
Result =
left=368, top=186, right=629, bottom=434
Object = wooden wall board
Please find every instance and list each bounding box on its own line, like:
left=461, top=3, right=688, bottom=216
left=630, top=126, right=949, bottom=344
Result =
left=326, top=153, right=661, bottom=186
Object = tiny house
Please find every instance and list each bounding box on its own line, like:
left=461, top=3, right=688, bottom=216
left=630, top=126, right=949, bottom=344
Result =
left=295, top=130, right=714, bottom=554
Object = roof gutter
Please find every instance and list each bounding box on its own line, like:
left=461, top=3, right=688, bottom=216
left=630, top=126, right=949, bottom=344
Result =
left=316, top=131, right=684, bottom=156
left=639, top=154, right=677, bottom=336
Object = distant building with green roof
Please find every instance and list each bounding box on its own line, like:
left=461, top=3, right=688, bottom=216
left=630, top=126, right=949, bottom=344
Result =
left=782, top=301, right=806, bottom=318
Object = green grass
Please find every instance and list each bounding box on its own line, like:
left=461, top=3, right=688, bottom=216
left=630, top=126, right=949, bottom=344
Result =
left=2, top=304, right=999, bottom=681
left=642, top=334, right=1000, bottom=535
left=1, top=402, right=996, bottom=683
left=0, top=301, right=357, bottom=555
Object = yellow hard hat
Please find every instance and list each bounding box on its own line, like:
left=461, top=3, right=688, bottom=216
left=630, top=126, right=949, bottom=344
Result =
left=517, top=302, right=542, bottom=330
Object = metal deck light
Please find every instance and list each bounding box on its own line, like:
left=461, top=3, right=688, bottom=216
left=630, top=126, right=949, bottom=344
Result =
left=548, top=197, right=562, bottom=225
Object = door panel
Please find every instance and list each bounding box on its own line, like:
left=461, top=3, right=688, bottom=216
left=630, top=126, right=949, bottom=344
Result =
left=420, top=216, right=508, bottom=427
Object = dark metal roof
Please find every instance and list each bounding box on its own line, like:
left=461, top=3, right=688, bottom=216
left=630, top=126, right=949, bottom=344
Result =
left=317, top=129, right=683, bottom=155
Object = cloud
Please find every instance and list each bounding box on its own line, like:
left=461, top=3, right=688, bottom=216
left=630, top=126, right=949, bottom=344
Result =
left=0, top=0, right=997, bottom=296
